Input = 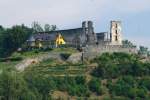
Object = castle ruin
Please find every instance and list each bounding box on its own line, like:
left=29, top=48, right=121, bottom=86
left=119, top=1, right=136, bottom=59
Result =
left=26, top=20, right=137, bottom=56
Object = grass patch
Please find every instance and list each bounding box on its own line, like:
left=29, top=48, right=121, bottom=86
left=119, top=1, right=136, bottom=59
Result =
left=52, top=47, right=78, bottom=54
left=0, top=61, right=19, bottom=71
left=24, top=59, right=87, bottom=77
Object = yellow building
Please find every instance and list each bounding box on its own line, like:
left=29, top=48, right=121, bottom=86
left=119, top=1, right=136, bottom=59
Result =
left=55, top=33, right=66, bottom=47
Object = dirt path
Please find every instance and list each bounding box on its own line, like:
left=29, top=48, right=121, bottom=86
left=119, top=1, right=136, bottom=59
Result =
left=15, top=52, right=61, bottom=72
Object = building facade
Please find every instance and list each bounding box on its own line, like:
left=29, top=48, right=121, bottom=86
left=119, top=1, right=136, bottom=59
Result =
left=110, top=21, right=122, bottom=45
left=26, top=21, right=123, bottom=49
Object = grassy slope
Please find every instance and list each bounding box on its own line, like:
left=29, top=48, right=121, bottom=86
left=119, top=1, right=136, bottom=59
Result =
left=23, top=58, right=88, bottom=77
left=0, top=47, right=79, bottom=71
left=21, top=52, right=101, bottom=99
left=1, top=48, right=150, bottom=99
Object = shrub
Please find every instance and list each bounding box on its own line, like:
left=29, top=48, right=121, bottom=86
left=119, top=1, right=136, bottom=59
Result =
left=88, top=77, right=103, bottom=95
left=138, top=77, right=150, bottom=91
left=60, top=53, right=71, bottom=60
left=91, top=52, right=150, bottom=78
left=0, top=57, right=23, bottom=62
left=75, top=76, right=86, bottom=85
left=0, top=71, right=39, bottom=100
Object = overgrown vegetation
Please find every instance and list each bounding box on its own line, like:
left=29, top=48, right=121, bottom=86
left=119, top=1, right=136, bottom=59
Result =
left=0, top=22, right=150, bottom=99
left=0, top=25, right=33, bottom=58
left=0, top=22, right=57, bottom=58
left=91, top=52, right=150, bottom=99
left=0, top=52, right=150, bottom=99
left=92, top=52, right=150, bottom=78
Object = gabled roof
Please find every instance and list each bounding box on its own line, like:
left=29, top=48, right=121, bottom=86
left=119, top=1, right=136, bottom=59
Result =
left=34, top=33, right=52, bottom=41
left=27, top=28, right=84, bottom=42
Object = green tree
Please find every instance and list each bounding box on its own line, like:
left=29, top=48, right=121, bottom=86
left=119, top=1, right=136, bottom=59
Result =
left=44, top=24, right=51, bottom=32
left=51, top=25, right=57, bottom=31
left=122, top=40, right=136, bottom=48
left=32, top=21, right=44, bottom=32
left=0, top=71, right=37, bottom=100
left=88, top=78, right=103, bottom=95
left=0, top=25, right=33, bottom=58
left=24, top=73, right=52, bottom=99
left=44, top=24, right=57, bottom=32
left=138, top=46, right=149, bottom=56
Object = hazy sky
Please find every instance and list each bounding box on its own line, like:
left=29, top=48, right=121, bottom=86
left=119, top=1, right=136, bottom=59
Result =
left=0, top=0, right=150, bottom=48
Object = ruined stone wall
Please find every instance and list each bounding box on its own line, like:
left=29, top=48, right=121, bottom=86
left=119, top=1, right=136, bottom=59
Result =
left=83, top=44, right=138, bottom=60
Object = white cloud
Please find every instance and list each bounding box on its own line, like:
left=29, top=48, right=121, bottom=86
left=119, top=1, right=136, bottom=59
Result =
left=0, top=0, right=150, bottom=27
left=0, top=0, right=150, bottom=48
left=0, top=0, right=107, bottom=27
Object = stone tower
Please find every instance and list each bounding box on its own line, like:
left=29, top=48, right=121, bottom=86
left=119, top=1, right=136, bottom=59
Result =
left=82, top=21, right=96, bottom=45
left=110, top=21, right=122, bottom=45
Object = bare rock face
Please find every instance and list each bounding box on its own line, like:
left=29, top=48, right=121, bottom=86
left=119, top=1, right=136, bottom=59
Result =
left=67, top=53, right=82, bottom=64
left=15, top=52, right=62, bottom=72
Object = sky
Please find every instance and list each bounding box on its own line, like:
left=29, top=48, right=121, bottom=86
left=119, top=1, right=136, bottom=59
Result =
left=0, top=0, right=150, bottom=48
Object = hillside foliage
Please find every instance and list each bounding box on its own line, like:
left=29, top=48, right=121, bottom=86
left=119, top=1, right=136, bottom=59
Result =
left=0, top=25, right=33, bottom=58
left=0, top=52, right=150, bottom=99
left=0, top=23, right=150, bottom=99
left=0, top=23, right=57, bottom=58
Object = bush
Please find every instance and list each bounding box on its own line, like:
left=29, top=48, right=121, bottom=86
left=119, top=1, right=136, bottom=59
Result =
left=42, top=48, right=53, bottom=52
left=34, top=49, right=39, bottom=53
left=88, top=77, right=103, bottom=95
left=0, top=71, right=39, bottom=100
left=60, top=53, right=71, bottom=60
left=0, top=57, right=23, bottom=62
left=92, top=53, right=150, bottom=78
left=107, top=76, right=148, bottom=99
left=75, top=76, right=86, bottom=85
left=138, top=77, right=150, bottom=91
left=52, top=76, right=88, bottom=97
left=127, top=88, right=147, bottom=99
left=24, top=74, right=54, bottom=99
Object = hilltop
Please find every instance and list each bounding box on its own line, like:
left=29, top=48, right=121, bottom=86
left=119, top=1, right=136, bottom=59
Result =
left=0, top=47, right=150, bottom=100
left=0, top=23, right=150, bottom=100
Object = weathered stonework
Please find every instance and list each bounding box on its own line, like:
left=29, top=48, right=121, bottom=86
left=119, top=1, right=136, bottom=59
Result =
left=83, top=45, right=137, bottom=60
left=110, top=21, right=122, bottom=45
left=26, top=20, right=137, bottom=56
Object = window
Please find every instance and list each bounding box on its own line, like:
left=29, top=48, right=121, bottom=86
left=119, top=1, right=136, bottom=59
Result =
left=115, top=36, right=118, bottom=41
left=116, top=30, right=118, bottom=34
